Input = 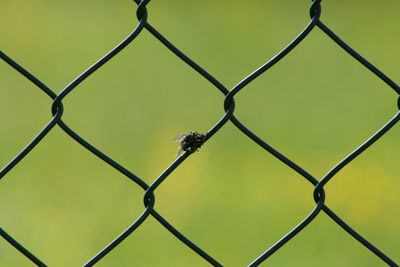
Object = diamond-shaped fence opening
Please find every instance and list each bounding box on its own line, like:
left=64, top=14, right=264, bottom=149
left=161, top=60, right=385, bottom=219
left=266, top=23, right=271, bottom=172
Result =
left=1, top=1, right=399, bottom=266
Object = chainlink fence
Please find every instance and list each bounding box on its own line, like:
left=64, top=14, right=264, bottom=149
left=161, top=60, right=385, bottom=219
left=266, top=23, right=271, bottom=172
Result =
left=1, top=0, right=399, bottom=266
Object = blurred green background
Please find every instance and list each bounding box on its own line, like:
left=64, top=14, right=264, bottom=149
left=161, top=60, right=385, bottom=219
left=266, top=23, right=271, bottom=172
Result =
left=1, top=0, right=399, bottom=266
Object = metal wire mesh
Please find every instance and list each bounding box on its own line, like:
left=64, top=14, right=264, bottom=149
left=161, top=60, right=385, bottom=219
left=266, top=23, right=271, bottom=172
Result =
left=1, top=0, right=399, bottom=266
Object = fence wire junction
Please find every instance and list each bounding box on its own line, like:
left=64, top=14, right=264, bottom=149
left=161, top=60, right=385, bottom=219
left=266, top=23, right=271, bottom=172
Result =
left=1, top=0, right=400, bottom=266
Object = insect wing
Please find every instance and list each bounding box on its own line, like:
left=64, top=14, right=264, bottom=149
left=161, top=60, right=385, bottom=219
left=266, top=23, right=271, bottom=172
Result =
left=176, top=145, right=184, bottom=157
left=175, top=133, right=187, bottom=142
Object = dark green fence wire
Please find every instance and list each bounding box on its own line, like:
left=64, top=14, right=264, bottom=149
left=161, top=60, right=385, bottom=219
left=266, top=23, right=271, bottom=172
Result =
left=1, top=0, right=399, bottom=266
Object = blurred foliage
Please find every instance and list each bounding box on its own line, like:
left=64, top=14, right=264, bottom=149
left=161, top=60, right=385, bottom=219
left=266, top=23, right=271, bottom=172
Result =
left=1, top=0, right=399, bottom=266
